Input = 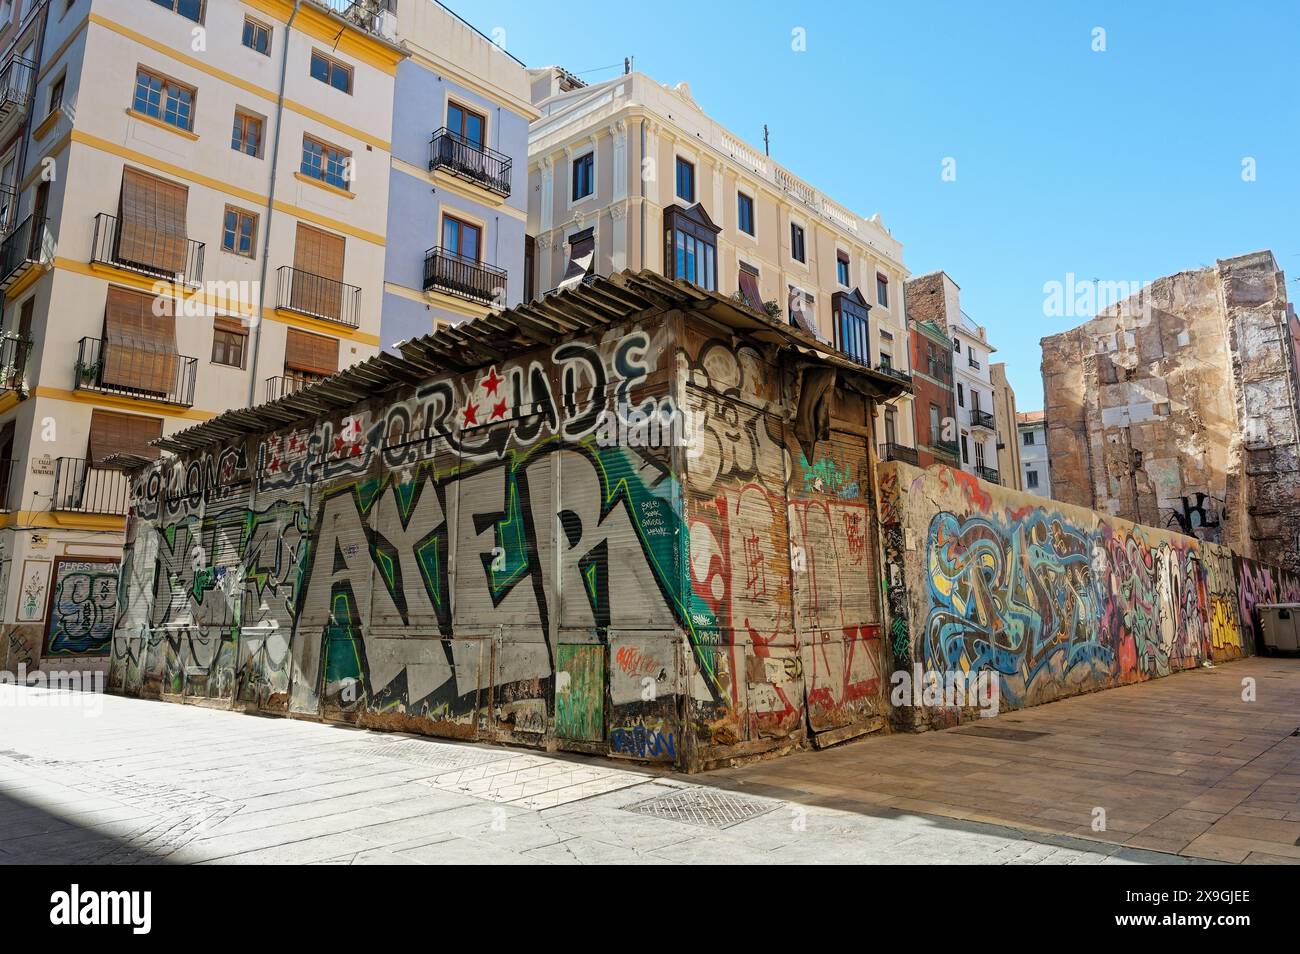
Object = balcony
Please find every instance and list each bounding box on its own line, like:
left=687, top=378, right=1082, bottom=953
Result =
left=423, top=246, right=507, bottom=306
left=926, top=355, right=952, bottom=379
left=0, top=54, right=35, bottom=140
left=879, top=443, right=919, bottom=466
left=74, top=337, right=197, bottom=408
left=975, top=465, right=1001, bottom=485
left=970, top=409, right=996, bottom=431
left=276, top=265, right=361, bottom=328
left=875, top=361, right=912, bottom=384
left=0, top=458, right=16, bottom=512
left=51, top=457, right=130, bottom=516
left=429, top=128, right=512, bottom=197
left=933, top=438, right=961, bottom=461
left=91, top=212, right=205, bottom=287
left=0, top=214, right=44, bottom=292
left=264, top=374, right=320, bottom=403
left=967, top=355, right=981, bottom=371
left=0, top=333, right=31, bottom=392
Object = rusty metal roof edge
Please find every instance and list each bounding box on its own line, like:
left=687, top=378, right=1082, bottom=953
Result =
left=154, top=270, right=897, bottom=455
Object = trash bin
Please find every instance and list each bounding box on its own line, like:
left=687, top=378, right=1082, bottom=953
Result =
left=1257, top=603, right=1300, bottom=655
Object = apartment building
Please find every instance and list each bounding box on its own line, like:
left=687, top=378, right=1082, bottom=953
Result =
left=1017, top=410, right=1051, bottom=497
left=909, top=276, right=961, bottom=470
left=380, top=0, right=534, bottom=346
left=0, top=0, right=402, bottom=673
left=525, top=69, right=915, bottom=455
left=990, top=361, right=1020, bottom=490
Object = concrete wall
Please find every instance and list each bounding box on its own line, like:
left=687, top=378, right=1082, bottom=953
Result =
left=879, top=461, right=1287, bottom=730
left=105, top=302, right=891, bottom=770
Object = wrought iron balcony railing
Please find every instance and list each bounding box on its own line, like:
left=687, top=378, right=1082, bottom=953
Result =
left=52, top=457, right=131, bottom=516
left=0, top=458, right=16, bottom=513
left=74, top=337, right=197, bottom=407
left=970, top=408, right=996, bottom=430
left=0, top=54, right=35, bottom=124
left=927, top=355, right=952, bottom=379
left=933, top=438, right=961, bottom=460
left=264, top=374, right=322, bottom=403
left=975, top=465, right=1001, bottom=485
left=875, top=361, right=912, bottom=384
left=92, top=212, right=205, bottom=287
left=423, top=246, right=507, bottom=305
left=967, top=355, right=981, bottom=370
left=833, top=307, right=870, bottom=367
left=0, top=333, right=31, bottom=392
left=276, top=265, right=361, bottom=327
left=429, top=128, right=512, bottom=197
left=0, top=214, right=44, bottom=291
left=0, top=181, right=17, bottom=236
left=879, top=443, right=919, bottom=466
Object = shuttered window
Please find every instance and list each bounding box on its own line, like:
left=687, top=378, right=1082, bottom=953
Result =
left=289, top=223, right=345, bottom=320
left=87, top=410, right=162, bottom=464
left=103, top=285, right=178, bottom=394
left=117, top=167, right=189, bottom=276
left=284, top=328, right=338, bottom=377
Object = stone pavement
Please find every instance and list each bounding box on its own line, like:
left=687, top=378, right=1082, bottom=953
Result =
left=714, top=656, right=1300, bottom=864
left=0, top=685, right=1208, bottom=866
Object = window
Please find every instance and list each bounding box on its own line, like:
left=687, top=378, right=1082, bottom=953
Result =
left=284, top=328, right=339, bottom=382
left=953, top=337, right=961, bottom=353
left=290, top=223, right=346, bottom=320
left=117, top=167, right=190, bottom=276
left=47, top=75, right=64, bottom=116
left=231, top=110, right=263, bottom=157
left=102, top=286, right=178, bottom=395
left=133, top=68, right=195, bottom=132
left=242, top=17, right=270, bottom=56
left=968, top=348, right=979, bottom=367
left=836, top=252, right=850, bottom=287
left=664, top=204, right=719, bottom=292
left=572, top=151, right=593, bottom=200
left=957, top=382, right=964, bottom=407
left=735, top=191, right=755, bottom=236
left=1027, top=469, right=1040, bottom=489
left=971, top=389, right=981, bottom=411
left=974, top=441, right=986, bottom=468
left=675, top=157, right=695, bottom=202
left=152, top=0, right=202, bottom=23
left=1023, top=430, right=1036, bottom=446
left=442, top=216, right=481, bottom=261
left=930, top=404, right=941, bottom=436
left=448, top=102, right=485, bottom=147
left=211, top=319, right=247, bottom=369
left=876, top=272, right=889, bottom=307
left=221, top=207, right=257, bottom=257
left=960, top=433, right=969, bottom=464
left=879, top=351, right=893, bottom=369
left=790, top=222, right=805, bottom=263
left=301, top=135, right=351, bottom=190
left=884, top=407, right=897, bottom=445
left=310, top=51, right=352, bottom=94
left=88, top=409, right=163, bottom=465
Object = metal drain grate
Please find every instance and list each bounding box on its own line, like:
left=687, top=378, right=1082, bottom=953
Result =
left=624, top=788, right=779, bottom=829
left=953, top=725, right=1050, bottom=742
left=345, top=739, right=513, bottom=770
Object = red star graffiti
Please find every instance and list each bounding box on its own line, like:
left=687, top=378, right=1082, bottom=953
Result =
left=463, top=402, right=479, bottom=427
left=481, top=367, right=503, bottom=396
left=491, top=399, right=507, bottom=421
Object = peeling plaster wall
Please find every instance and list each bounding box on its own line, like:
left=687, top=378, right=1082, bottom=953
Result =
left=1041, top=252, right=1300, bottom=573
left=878, top=461, right=1288, bottom=730
left=106, top=308, right=890, bottom=771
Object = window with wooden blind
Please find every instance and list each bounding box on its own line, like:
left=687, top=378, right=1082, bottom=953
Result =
left=117, top=167, right=189, bottom=276
left=211, top=316, right=248, bottom=369
left=284, top=328, right=338, bottom=377
left=87, top=410, right=162, bottom=465
left=102, top=285, right=178, bottom=394
left=290, top=223, right=345, bottom=320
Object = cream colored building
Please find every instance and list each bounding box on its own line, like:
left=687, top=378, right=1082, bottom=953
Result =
left=0, top=0, right=401, bottom=671
left=990, top=361, right=1021, bottom=490
left=526, top=69, right=915, bottom=456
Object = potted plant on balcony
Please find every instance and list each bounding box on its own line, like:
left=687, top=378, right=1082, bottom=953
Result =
left=75, top=359, right=102, bottom=387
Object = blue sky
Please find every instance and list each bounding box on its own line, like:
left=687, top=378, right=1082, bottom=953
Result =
left=464, top=0, right=1299, bottom=411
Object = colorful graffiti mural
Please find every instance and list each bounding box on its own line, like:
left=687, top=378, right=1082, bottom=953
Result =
left=44, top=557, right=120, bottom=656
left=109, top=313, right=892, bottom=769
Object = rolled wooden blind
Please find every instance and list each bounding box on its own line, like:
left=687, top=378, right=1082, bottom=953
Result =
left=284, top=328, right=338, bottom=377
left=290, top=223, right=345, bottom=320
left=87, top=410, right=162, bottom=464
left=103, top=285, right=178, bottom=394
left=213, top=315, right=249, bottom=335
left=117, top=168, right=189, bottom=276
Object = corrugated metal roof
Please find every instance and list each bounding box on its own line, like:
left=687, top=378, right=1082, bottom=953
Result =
left=154, top=269, right=910, bottom=456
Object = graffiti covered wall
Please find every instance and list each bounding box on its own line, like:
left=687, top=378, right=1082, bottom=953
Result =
left=108, top=303, right=892, bottom=770
left=879, top=462, right=1275, bottom=727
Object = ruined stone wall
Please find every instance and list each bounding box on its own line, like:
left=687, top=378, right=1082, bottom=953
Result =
left=878, top=461, right=1285, bottom=729
left=107, top=309, right=889, bottom=770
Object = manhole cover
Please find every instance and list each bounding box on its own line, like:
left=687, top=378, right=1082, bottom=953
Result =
left=346, top=739, right=512, bottom=770
left=624, top=788, right=778, bottom=829
left=952, top=725, right=1049, bottom=742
